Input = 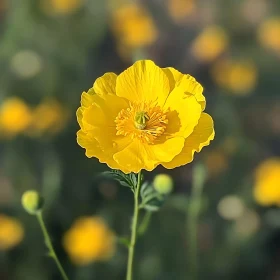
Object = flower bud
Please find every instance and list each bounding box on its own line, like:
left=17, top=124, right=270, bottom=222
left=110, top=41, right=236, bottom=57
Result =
left=153, top=174, right=174, bottom=195
left=21, top=190, right=44, bottom=215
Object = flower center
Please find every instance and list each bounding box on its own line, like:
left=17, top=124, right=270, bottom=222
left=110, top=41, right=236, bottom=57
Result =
left=115, top=102, right=168, bottom=144
left=134, top=111, right=149, bottom=130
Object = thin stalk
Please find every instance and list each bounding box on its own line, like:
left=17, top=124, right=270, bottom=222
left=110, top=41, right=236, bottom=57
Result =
left=138, top=211, right=152, bottom=236
left=36, top=211, right=69, bottom=280
left=126, top=171, right=142, bottom=280
left=187, top=164, right=206, bottom=280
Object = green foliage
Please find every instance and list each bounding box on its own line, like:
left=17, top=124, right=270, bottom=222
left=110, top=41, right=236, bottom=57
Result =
left=102, top=170, right=138, bottom=190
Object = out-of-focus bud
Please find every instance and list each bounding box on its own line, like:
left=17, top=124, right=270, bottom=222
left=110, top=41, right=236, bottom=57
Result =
left=153, top=174, right=174, bottom=195
left=21, top=190, right=44, bottom=215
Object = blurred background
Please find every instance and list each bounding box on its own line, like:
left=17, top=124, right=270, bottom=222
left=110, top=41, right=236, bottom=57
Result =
left=0, top=0, right=280, bottom=279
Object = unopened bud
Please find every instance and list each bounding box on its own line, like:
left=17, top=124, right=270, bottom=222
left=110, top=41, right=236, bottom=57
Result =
left=153, top=174, right=174, bottom=195
left=21, top=190, right=44, bottom=215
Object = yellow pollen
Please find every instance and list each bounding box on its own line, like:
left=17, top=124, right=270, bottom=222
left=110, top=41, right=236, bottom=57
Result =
left=115, top=102, right=168, bottom=144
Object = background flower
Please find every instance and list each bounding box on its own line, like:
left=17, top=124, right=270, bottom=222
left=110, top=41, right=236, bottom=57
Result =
left=211, top=58, right=258, bottom=95
left=254, top=158, right=280, bottom=206
left=0, top=214, right=24, bottom=250
left=191, top=26, right=229, bottom=63
left=0, top=97, right=32, bottom=138
left=63, top=216, right=116, bottom=265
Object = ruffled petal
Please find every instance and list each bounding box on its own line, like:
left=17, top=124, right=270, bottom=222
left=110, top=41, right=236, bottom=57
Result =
left=162, top=113, right=215, bottom=169
left=77, top=130, right=131, bottom=173
left=81, top=91, right=95, bottom=108
left=82, top=93, right=128, bottom=131
left=163, top=86, right=202, bottom=138
left=116, top=60, right=170, bottom=106
left=93, top=73, right=117, bottom=95
left=113, top=137, right=185, bottom=173
left=78, top=92, right=134, bottom=172
left=163, top=67, right=206, bottom=110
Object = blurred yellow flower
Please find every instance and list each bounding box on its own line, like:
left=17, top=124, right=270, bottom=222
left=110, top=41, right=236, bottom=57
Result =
left=211, top=59, right=258, bottom=95
left=42, top=0, right=84, bottom=15
left=167, top=0, right=195, bottom=24
left=63, top=216, right=115, bottom=265
left=254, top=158, right=280, bottom=206
left=111, top=3, right=158, bottom=49
left=77, top=60, right=214, bottom=173
left=31, top=99, right=68, bottom=136
left=0, top=214, right=24, bottom=250
left=191, top=26, right=229, bottom=63
left=0, top=97, right=32, bottom=137
left=258, top=17, right=280, bottom=53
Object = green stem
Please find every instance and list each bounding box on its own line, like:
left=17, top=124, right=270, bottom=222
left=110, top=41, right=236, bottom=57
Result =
left=126, top=171, right=141, bottom=280
left=187, top=164, right=206, bottom=280
left=36, top=211, right=69, bottom=280
left=138, top=211, right=152, bottom=236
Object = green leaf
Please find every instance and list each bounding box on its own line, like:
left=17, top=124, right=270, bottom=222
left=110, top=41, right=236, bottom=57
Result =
left=143, top=204, right=160, bottom=212
left=140, top=182, right=165, bottom=212
left=101, top=170, right=137, bottom=190
left=117, top=237, right=130, bottom=248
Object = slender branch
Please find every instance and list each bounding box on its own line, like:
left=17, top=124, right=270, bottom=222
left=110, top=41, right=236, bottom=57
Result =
left=126, top=171, right=142, bottom=280
left=36, top=211, right=69, bottom=280
left=138, top=211, right=152, bottom=236
left=187, top=164, right=206, bottom=280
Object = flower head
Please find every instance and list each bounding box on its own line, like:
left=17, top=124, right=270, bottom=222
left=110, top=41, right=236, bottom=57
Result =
left=77, top=60, right=214, bottom=173
left=191, top=26, right=229, bottom=63
left=0, top=97, right=32, bottom=137
left=211, top=59, right=258, bottom=95
left=258, top=17, right=280, bottom=53
left=63, top=216, right=115, bottom=265
left=111, top=3, right=158, bottom=49
left=42, top=0, right=84, bottom=15
left=0, top=214, right=24, bottom=250
left=254, top=158, right=280, bottom=206
left=153, top=174, right=174, bottom=195
left=21, top=190, right=44, bottom=215
left=30, top=99, right=69, bottom=136
left=167, top=0, right=195, bottom=24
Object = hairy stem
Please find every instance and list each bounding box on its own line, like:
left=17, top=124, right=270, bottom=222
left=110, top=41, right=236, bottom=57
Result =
left=36, top=211, right=69, bottom=280
left=126, top=171, right=141, bottom=280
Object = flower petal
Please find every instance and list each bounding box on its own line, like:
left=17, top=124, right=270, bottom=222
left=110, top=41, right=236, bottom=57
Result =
left=116, top=60, right=170, bottom=106
left=163, top=86, right=202, bottom=138
left=113, top=137, right=185, bottom=173
left=81, top=91, right=95, bottom=108
left=162, top=113, right=215, bottom=169
left=163, top=67, right=206, bottom=110
left=93, top=73, right=117, bottom=95
left=82, top=94, right=128, bottom=130
left=77, top=130, right=131, bottom=173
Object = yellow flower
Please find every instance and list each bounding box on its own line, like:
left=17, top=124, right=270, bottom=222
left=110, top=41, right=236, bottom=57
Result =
left=254, top=158, right=280, bottom=206
left=258, top=17, right=280, bottom=52
left=211, top=59, right=258, bottom=95
left=42, top=0, right=84, bottom=15
left=77, top=60, right=215, bottom=173
left=111, top=3, right=158, bottom=48
left=168, top=0, right=195, bottom=24
left=31, top=99, right=68, bottom=135
left=191, top=26, right=229, bottom=63
left=0, top=97, right=32, bottom=137
left=0, top=214, right=24, bottom=250
left=63, top=216, right=115, bottom=265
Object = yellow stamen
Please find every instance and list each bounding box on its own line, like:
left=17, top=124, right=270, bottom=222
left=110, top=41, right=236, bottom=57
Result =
left=115, top=102, right=168, bottom=144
